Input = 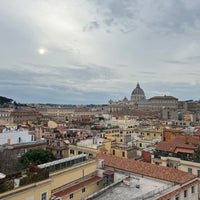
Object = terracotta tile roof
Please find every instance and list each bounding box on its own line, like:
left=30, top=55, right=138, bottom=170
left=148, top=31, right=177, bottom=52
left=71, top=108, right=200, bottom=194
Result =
left=156, top=141, right=176, bottom=152
left=97, top=154, right=196, bottom=184
left=103, top=170, right=114, bottom=175
left=156, top=138, right=196, bottom=153
left=155, top=179, right=200, bottom=200
left=53, top=176, right=102, bottom=198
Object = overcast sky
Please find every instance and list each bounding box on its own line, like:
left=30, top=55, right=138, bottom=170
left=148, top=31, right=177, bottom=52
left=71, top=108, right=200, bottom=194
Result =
left=1, top=0, right=200, bottom=104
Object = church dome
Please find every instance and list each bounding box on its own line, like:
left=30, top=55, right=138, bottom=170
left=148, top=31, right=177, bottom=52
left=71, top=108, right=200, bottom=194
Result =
left=131, top=83, right=145, bottom=96
left=131, top=83, right=146, bottom=102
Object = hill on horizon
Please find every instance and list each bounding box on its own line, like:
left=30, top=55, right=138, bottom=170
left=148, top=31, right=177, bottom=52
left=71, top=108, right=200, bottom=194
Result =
left=0, top=96, right=13, bottom=105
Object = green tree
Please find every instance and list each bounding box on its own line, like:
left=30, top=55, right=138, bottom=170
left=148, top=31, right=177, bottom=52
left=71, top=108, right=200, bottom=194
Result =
left=18, top=149, right=56, bottom=169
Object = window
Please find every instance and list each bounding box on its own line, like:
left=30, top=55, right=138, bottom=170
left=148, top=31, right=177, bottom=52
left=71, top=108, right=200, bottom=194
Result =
left=188, top=168, right=192, bottom=174
left=41, top=192, right=47, bottom=200
left=168, top=162, right=173, bottom=168
left=197, top=170, right=200, bottom=177
left=82, top=187, right=86, bottom=193
left=97, top=181, right=100, bottom=185
left=70, top=149, right=74, bottom=154
left=184, top=190, right=187, bottom=198
left=78, top=151, right=82, bottom=154
left=122, top=151, right=125, bottom=157
left=69, top=193, right=73, bottom=199
left=191, top=186, right=195, bottom=193
left=175, top=195, right=179, bottom=200
left=113, top=150, right=115, bottom=155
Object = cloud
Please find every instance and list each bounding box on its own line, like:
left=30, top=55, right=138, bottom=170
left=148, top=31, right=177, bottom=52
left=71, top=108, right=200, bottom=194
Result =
left=103, top=18, right=114, bottom=26
left=144, top=81, right=200, bottom=101
left=0, top=61, right=121, bottom=98
left=83, top=21, right=100, bottom=32
left=186, top=55, right=200, bottom=61
left=1, top=0, right=200, bottom=103
left=161, top=60, right=187, bottom=65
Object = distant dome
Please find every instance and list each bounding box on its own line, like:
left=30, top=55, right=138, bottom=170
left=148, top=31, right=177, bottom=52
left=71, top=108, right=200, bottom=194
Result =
left=109, top=99, right=113, bottom=104
left=123, top=96, right=128, bottom=102
left=131, top=83, right=146, bottom=102
left=131, top=83, right=145, bottom=96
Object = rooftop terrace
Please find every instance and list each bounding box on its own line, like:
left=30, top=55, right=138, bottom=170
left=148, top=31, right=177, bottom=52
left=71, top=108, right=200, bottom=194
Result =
left=95, top=175, right=172, bottom=200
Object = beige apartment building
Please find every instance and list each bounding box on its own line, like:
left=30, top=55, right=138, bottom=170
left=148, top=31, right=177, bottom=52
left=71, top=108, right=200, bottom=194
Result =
left=149, top=95, right=178, bottom=111
left=0, top=109, right=13, bottom=124
left=38, top=107, right=75, bottom=121
left=152, top=155, right=200, bottom=177
left=68, top=137, right=137, bottom=160
left=0, top=155, right=103, bottom=200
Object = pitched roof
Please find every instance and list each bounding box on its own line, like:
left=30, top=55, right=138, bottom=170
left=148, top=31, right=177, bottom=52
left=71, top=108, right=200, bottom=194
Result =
left=155, top=179, right=199, bottom=200
left=149, top=95, right=178, bottom=100
left=53, top=176, right=101, bottom=198
left=156, top=138, right=196, bottom=153
left=97, top=154, right=196, bottom=184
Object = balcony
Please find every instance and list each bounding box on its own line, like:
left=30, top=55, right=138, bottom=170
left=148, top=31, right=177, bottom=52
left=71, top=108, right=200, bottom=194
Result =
left=153, top=151, right=194, bottom=162
left=0, top=167, right=49, bottom=194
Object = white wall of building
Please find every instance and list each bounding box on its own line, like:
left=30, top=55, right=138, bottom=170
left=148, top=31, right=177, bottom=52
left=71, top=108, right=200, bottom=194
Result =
left=77, top=138, right=104, bottom=149
left=0, top=130, right=35, bottom=145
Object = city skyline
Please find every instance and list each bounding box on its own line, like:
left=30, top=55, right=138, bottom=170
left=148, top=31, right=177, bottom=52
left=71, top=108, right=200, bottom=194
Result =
left=1, top=1, right=200, bottom=104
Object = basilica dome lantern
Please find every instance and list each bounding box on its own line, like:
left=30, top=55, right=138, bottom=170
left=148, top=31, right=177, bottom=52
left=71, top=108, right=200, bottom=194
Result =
left=131, top=83, right=146, bottom=102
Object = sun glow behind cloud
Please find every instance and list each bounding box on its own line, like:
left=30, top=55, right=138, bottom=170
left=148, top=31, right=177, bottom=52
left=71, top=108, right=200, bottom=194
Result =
left=38, top=48, right=47, bottom=55
left=1, top=0, right=200, bottom=103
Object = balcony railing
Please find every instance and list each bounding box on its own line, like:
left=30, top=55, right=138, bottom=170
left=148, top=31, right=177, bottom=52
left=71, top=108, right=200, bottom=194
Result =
left=154, top=151, right=195, bottom=162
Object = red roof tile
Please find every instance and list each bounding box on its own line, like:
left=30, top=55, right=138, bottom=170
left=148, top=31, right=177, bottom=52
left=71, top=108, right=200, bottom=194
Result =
left=156, top=138, right=196, bottom=153
left=97, top=154, right=196, bottom=184
left=53, top=176, right=102, bottom=198
left=155, top=179, right=200, bottom=200
left=103, top=170, right=114, bottom=175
